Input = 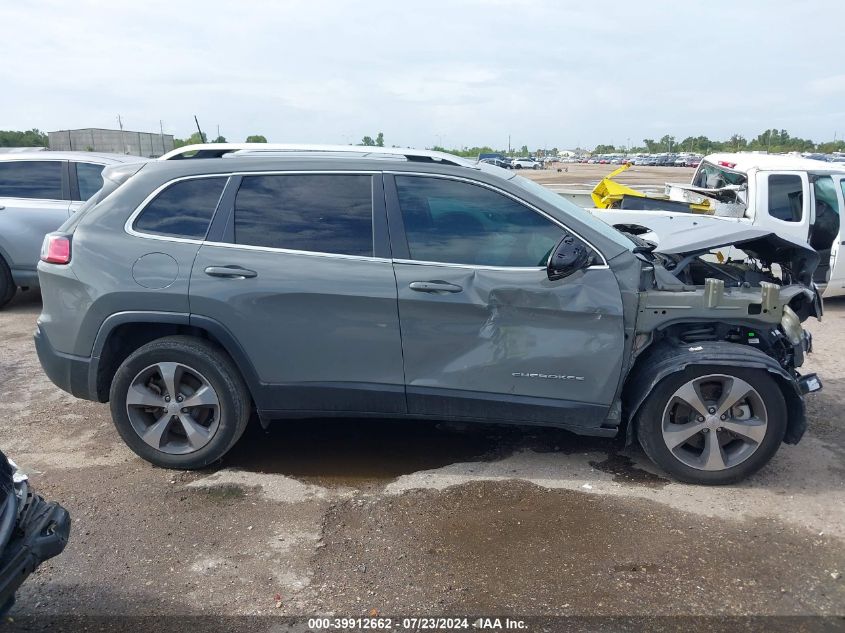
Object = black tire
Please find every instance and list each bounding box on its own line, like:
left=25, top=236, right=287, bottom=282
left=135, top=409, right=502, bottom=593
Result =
left=636, top=365, right=787, bottom=485
left=109, top=335, right=251, bottom=469
left=0, top=256, right=16, bottom=309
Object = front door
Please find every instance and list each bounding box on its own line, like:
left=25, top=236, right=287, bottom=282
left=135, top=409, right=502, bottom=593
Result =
left=386, top=174, right=625, bottom=429
left=189, top=172, right=406, bottom=416
left=755, top=171, right=812, bottom=245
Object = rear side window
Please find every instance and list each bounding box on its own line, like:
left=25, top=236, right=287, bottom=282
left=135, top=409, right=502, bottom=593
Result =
left=76, top=162, right=105, bottom=201
left=767, top=174, right=803, bottom=222
left=0, top=161, right=62, bottom=200
left=134, top=177, right=226, bottom=239
left=233, top=174, right=374, bottom=256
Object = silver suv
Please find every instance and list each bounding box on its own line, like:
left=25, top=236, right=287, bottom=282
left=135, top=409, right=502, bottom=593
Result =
left=34, top=145, right=824, bottom=484
left=0, top=151, right=146, bottom=307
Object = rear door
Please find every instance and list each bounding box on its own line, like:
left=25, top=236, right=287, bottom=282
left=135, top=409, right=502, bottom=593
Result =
left=0, top=159, right=70, bottom=272
left=386, top=173, right=625, bottom=429
left=189, top=171, right=405, bottom=416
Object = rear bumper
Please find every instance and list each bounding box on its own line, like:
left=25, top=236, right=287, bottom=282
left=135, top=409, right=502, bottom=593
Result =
left=0, top=494, right=71, bottom=615
left=34, top=324, right=95, bottom=400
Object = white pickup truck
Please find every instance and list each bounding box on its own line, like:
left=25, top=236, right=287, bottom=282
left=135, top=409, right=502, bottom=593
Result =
left=585, top=153, right=845, bottom=297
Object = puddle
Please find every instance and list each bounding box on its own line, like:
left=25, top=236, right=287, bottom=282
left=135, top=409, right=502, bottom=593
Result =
left=221, top=418, right=505, bottom=486
left=589, top=453, right=669, bottom=488
left=221, top=418, right=638, bottom=490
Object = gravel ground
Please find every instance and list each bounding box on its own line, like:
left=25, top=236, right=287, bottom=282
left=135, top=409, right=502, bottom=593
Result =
left=1, top=172, right=843, bottom=625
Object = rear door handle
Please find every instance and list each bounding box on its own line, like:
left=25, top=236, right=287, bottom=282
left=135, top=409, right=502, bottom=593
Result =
left=204, top=265, right=258, bottom=279
left=409, top=280, right=463, bottom=293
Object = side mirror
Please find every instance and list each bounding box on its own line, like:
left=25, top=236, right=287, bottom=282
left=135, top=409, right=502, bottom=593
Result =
left=547, top=233, right=594, bottom=280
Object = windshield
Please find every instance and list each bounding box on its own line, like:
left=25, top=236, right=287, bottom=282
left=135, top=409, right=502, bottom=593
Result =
left=693, top=161, right=747, bottom=188
left=511, top=175, right=634, bottom=250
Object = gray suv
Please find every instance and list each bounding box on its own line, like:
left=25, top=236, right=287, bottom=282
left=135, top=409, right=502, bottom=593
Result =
left=0, top=151, right=146, bottom=307
left=34, top=145, right=823, bottom=484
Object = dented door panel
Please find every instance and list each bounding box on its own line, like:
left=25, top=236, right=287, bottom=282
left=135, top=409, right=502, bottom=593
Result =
left=394, top=263, right=625, bottom=425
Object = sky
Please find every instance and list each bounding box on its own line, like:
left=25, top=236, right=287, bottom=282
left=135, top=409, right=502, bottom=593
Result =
left=2, top=0, right=844, bottom=150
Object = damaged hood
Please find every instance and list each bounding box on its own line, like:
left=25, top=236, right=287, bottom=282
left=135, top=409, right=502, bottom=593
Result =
left=652, top=224, right=820, bottom=286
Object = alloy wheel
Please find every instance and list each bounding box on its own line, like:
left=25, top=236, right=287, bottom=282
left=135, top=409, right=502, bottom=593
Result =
left=125, top=362, right=221, bottom=455
left=661, top=374, right=768, bottom=471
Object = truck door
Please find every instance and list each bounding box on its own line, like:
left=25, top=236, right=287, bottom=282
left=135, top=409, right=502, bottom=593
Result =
left=825, top=175, right=845, bottom=296
left=754, top=171, right=811, bottom=245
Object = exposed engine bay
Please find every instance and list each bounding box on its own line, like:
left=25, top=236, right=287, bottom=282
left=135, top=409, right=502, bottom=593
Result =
left=627, top=226, right=823, bottom=376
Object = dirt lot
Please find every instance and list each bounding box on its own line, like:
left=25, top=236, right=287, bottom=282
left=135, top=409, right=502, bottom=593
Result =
left=1, top=166, right=843, bottom=626
left=518, top=162, right=695, bottom=193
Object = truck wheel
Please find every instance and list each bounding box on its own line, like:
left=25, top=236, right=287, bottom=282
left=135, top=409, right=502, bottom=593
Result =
left=0, top=256, right=16, bottom=309
left=636, top=366, right=786, bottom=485
left=109, top=336, right=251, bottom=469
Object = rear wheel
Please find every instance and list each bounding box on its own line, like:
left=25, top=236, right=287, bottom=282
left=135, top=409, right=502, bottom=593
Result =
left=636, top=366, right=786, bottom=485
left=109, top=336, right=251, bottom=469
left=0, top=257, right=16, bottom=309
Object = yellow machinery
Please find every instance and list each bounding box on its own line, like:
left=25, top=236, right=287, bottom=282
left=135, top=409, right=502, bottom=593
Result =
left=590, top=164, right=711, bottom=213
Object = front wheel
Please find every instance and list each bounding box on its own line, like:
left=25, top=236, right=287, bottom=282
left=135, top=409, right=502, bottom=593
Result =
left=109, top=336, right=251, bottom=469
left=636, top=366, right=786, bottom=485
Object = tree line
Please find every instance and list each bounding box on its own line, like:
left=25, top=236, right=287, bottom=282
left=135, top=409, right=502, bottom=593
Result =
left=3, top=127, right=843, bottom=155
left=594, top=130, right=845, bottom=155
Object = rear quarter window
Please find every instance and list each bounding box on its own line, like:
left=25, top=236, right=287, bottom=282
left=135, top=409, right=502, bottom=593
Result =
left=75, top=162, right=106, bottom=201
left=133, top=177, right=227, bottom=239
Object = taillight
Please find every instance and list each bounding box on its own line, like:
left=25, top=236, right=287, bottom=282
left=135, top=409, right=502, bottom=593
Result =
left=41, top=234, right=71, bottom=265
left=717, top=160, right=737, bottom=169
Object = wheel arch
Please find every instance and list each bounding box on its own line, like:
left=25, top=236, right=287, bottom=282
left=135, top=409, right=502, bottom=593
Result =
left=91, top=312, right=263, bottom=408
left=622, top=340, right=806, bottom=446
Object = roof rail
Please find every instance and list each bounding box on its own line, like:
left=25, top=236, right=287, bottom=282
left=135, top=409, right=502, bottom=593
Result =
left=159, top=143, right=475, bottom=167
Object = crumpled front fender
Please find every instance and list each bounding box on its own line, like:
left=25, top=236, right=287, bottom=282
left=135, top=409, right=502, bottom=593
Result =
left=623, top=340, right=807, bottom=446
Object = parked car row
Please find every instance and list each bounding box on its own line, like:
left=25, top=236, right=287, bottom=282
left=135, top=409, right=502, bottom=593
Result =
left=478, top=153, right=544, bottom=170
left=574, top=154, right=702, bottom=167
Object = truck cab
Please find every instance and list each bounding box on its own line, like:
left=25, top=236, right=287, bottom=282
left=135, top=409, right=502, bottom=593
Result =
left=588, top=153, right=844, bottom=296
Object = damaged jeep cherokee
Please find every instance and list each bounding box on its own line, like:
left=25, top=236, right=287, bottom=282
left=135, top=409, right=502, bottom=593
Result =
left=33, top=145, right=823, bottom=484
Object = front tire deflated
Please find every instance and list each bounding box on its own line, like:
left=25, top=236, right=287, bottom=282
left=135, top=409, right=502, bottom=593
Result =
left=109, top=336, right=251, bottom=469
left=636, top=365, right=787, bottom=485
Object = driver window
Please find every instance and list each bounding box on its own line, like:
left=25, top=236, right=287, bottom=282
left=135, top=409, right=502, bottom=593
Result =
left=394, top=176, right=564, bottom=267
left=767, top=174, right=803, bottom=222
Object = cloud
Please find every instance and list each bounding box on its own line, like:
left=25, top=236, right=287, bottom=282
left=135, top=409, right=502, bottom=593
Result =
left=1, top=0, right=844, bottom=148
left=808, top=75, right=845, bottom=96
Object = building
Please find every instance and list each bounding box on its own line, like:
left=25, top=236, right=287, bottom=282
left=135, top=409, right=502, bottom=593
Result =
left=48, top=128, right=174, bottom=158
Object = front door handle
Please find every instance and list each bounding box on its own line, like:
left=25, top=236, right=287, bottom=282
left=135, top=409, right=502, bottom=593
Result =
left=204, top=265, right=258, bottom=279
left=409, top=280, right=463, bottom=293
